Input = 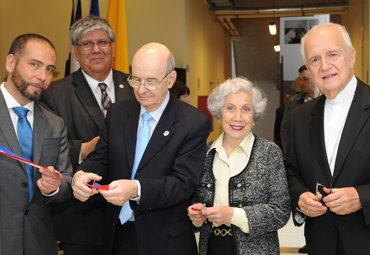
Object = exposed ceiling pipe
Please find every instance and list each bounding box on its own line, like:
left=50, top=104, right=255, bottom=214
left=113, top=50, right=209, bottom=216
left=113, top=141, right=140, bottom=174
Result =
left=213, top=4, right=348, bottom=18
left=213, top=4, right=348, bottom=38
left=218, top=17, right=241, bottom=40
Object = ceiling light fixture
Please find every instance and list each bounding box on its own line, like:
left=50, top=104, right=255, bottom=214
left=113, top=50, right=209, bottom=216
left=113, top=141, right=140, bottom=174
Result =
left=269, top=22, right=277, bottom=35
left=274, top=43, right=281, bottom=52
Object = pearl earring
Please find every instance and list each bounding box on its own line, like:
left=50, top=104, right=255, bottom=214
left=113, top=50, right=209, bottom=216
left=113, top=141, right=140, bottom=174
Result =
left=253, top=123, right=255, bottom=126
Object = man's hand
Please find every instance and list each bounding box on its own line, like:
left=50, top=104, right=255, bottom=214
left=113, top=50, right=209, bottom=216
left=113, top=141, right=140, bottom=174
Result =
left=323, top=187, right=362, bottom=215
left=37, top=166, right=63, bottom=194
left=81, top=136, right=100, bottom=160
left=99, top=180, right=138, bottom=206
left=298, top=191, right=328, bottom=217
left=73, top=171, right=102, bottom=202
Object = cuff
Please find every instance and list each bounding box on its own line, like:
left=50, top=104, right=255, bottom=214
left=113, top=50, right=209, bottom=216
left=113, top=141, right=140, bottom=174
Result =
left=130, top=180, right=141, bottom=202
left=230, top=208, right=250, bottom=233
left=42, top=187, right=59, bottom=196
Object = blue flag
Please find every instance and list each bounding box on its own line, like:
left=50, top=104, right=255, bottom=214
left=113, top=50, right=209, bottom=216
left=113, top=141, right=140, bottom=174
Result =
left=90, top=0, right=100, bottom=16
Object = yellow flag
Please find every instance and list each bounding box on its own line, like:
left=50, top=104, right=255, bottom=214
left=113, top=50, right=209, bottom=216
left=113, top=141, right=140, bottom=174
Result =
left=106, top=0, right=129, bottom=73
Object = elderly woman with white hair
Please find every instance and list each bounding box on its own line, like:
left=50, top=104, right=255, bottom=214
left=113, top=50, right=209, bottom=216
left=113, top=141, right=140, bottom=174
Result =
left=188, top=77, right=290, bottom=255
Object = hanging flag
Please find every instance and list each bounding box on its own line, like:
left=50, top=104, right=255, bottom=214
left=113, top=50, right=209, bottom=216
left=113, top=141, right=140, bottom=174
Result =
left=89, top=0, right=100, bottom=16
left=65, top=0, right=82, bottom=77
left=106, top=0, right=130, bottom=73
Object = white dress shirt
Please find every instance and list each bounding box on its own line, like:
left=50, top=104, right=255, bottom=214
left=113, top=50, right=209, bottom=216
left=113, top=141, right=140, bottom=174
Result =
left=133, top=91, right=170, bottom=201
left=324, top=75, right=356, bottom=175
left=82, top=69, right=116, bottom=107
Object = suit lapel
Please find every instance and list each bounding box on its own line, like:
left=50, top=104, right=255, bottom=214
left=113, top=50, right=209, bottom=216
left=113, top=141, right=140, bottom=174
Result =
left=113, top=70, right=131, bottom=101
left=137, top=94, right=178, bottom=173
left=0, top=91, right=26, bottom=171
left=32, top=104, right=45, bottom=166
left=72, top=69, right=105, bottom=130
left=124, top=102, right=141, bottom=172
left=310, top=95, right=333, bottom=184
left=333, top=79, right=370, bottom=181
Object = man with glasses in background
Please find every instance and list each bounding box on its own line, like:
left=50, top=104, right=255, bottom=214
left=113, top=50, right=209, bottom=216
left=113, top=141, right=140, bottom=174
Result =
left=40, top=15, right=133, bottom=255
left=72, top=42, right=211, bottom=255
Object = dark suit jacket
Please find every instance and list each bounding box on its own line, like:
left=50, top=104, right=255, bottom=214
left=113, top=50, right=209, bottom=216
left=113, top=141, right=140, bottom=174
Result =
left=79, top=93, right=211, bottom=255
left=39, top=68, right=134, bottom=246
left=286, top=78, right=370, bottom=255
left=0, top=90, right=72, bottom=255
left=274, top=104, right=285, bottom=150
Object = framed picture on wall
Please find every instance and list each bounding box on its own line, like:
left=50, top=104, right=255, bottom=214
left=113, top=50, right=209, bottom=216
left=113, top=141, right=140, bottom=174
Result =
left=284, top=19, right=319, bottom=44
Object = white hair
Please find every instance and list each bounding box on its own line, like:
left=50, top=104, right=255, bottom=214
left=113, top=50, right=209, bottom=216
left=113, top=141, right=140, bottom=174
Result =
left=300, top=23, right=353, bottom=63
left=207, top=77, right=267, bottom=121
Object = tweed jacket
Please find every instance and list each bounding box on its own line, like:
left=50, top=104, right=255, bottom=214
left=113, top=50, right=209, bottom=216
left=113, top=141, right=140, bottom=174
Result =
left=193, top=135, right=290, bottom=255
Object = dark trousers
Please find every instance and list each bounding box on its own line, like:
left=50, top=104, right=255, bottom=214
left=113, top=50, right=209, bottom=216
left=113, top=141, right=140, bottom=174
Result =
left=111, top=221, right=138, bottom=255
left=63, top=243, right=102, bottom=255
left=207, top=226, right=235, bottom=255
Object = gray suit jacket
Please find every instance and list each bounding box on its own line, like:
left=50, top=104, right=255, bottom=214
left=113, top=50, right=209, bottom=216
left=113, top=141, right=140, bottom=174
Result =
left=0, top=90, right=72, bottom=255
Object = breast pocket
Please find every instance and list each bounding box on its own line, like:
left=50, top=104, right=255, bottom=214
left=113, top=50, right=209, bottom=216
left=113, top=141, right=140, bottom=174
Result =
left=357, top=146, right=370, bottom=158
left=40, top=138, right=60, bottom=166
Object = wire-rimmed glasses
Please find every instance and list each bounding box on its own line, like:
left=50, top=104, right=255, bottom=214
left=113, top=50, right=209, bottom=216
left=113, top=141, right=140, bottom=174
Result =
left=76, top=40, right=112, bottom=51
left=127, top=72, right=172, bottom=91
left=316, top=182, right=332, bottom=200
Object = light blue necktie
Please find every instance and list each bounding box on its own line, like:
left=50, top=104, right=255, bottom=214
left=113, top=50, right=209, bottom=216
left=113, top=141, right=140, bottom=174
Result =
left=119, top=112, right=152, bottom=224
left=13, top=107, right=34, bottom=201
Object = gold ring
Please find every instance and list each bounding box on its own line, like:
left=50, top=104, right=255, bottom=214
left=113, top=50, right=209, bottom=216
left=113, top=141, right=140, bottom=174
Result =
left=112, top=201, right=115, bottom=205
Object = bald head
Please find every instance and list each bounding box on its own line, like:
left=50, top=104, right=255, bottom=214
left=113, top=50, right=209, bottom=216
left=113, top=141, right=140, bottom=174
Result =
left=133, top=43, right=175, bottom=74
left=131, top=43, right=177, bottom=112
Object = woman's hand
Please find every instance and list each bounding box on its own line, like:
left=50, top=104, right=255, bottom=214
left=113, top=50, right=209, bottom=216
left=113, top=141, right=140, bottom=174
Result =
left=202, top=206, right=234, bottom=225
left=187, top=203, right=207, bottom=224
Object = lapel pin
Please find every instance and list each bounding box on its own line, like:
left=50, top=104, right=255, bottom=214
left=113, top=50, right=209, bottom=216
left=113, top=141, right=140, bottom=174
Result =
left=163, top=131, right=169, bottom=136
left=119, top=84, right=124, bottom=88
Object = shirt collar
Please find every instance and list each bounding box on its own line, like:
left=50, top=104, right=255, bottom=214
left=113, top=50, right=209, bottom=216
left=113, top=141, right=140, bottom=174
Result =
left=1, top=82, right=34, bottom=113
left=81, top=69, right=114, bottom=92
left=326, top=75, right=357, bottom=104
left=139, top=91, right=170, bottom=122
left=209, top=131, right=255, bottom=156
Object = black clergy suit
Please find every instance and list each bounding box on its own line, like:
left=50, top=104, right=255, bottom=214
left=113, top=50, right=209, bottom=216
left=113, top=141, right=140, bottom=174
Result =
left=286, top=78, right=370, bottom=255
left=78, top=93, right=211, bottom=255
left=0, top=90, right=72, bottom=255
left=39, top=68, right=134, bottom=249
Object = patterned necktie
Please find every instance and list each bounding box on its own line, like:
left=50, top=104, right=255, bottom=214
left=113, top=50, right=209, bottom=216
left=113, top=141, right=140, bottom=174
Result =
left=119, top=112, right=153, bottom=224
left=98, top=83, right=112, bottom=117
left=13, top=107, right=34, bottom=201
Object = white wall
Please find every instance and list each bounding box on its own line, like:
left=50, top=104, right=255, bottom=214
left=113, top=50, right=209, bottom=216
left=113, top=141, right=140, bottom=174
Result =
left=280, top=15, right=330, bottom=80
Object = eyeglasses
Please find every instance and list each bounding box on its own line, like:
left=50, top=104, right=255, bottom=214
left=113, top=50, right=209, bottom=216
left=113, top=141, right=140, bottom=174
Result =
left=76, top=40, right=112, bottom=51
left=127, top=72, right=172, bottom=91
left=315, top=182, right=332, bottom=200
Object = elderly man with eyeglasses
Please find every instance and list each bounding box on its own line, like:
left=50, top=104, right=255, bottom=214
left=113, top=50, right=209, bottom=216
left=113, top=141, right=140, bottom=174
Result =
left=40, top=15, right=134, bottom=255
left=72, top=42, right=211, bottom=255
